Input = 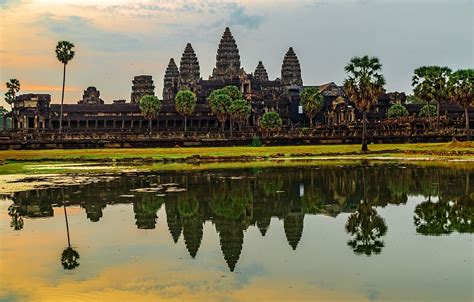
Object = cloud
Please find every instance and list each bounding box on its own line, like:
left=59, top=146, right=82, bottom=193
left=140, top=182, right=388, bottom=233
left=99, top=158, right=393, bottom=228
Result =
left=38, top=14, right=143, bottom=53
left=228, top=5, right=264, bottom=29
left=0, top=0, right=23, bottom=9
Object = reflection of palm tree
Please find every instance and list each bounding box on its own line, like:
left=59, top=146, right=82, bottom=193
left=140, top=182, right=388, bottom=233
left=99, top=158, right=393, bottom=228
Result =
left=8, top=204, right=24, bottom=231
left=414, top=195, right=473, bottom=236
left=345, top=169, right=388, bottom=256
left=345, top=203, right=388, bottom=256
left=61, top=200, right=80, bottom=270
left=61, top=247, right=80, bottom=270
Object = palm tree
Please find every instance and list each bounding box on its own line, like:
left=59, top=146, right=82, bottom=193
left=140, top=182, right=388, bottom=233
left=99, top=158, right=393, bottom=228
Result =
left=139, top=95, right=161, bottom=135
left=55, top=41, right=75, bottom=133
left=343, top=56, right=386, bottom=151
left=4, top=79, right=20, bottom=111
left=175, top=90, right=197, bottom=131
left=299, top=87, right=324, bottom=128
left=208, top=92, right=232, bottom=131
left=412, top=66, right=452, bottom=129
left=447, top=69, right=473, bottom=140
left=228, top=99, right=251, bottom=131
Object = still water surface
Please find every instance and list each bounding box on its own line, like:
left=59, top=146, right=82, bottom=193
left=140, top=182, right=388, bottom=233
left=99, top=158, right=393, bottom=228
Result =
left=0, top=165, right=472, bottom=301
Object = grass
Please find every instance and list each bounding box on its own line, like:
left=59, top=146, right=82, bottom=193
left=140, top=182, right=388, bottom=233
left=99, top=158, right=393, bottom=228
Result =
left=0, top=142, right=472, bottom=162
left=0, top=142, right=472, bottom=176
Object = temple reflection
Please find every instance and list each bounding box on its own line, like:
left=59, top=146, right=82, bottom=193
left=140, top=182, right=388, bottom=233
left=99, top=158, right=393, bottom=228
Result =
left=7, top=165, right=473, bottom=271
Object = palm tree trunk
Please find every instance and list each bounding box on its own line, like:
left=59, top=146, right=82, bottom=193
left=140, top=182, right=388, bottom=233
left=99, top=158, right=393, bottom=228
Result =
left=59, top=64, right=66, bottom=133
left=436, top=102, right=440, bottom=129
left=362, top=111, right=368, bottom=152
left=465, top=106, right=470, bottom=141
left=184, top=115, right=187, bottom=132
left=149, top=119, right=152, bottom=136
left=309, top=115, right=313, bottom=129
left=63, top=201, right=71, bottom=248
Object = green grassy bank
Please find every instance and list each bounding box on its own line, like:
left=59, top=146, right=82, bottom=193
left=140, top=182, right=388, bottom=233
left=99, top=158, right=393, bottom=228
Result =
left=0, top=142, right=472, bottom=176
left=1, top=142, right=473, bottom=162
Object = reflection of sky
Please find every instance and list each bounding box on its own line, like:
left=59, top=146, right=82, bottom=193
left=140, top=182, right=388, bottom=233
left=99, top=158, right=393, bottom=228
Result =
left=1, top=0, right=472, bottom=107
left=1, top=194, right=473, bottom=302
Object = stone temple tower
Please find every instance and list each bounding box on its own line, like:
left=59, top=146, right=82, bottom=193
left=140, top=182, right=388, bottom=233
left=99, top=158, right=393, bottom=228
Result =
left=131, top=75, right=155, bottom=104
left=281, top=47, right=303, bottom=86
left=254, top=61, right=269, bottom=81
left=163, top=58, right=180, bottom=100
left=212, top=27, right=241, bottom=80
left=179, top=43, right=200, bottom=92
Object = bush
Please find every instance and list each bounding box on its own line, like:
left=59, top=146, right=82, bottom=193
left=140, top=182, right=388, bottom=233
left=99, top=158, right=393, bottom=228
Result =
left=419, top=104, right=437, bottom=118
left=251, top=135, right=263, bottom=147
left=259, top=112, right=282, bottom=131
left=387, top=104, right=408, bottom=118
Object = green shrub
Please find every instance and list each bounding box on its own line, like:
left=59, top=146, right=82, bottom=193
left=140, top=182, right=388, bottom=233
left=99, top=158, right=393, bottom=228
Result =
left=387, top=104, right=408, bottom=118
left=419, top=104, right=437, bottom=118
left=259, top=112, right=282, bottom=131
left=251, top=135, right=263, bottom=147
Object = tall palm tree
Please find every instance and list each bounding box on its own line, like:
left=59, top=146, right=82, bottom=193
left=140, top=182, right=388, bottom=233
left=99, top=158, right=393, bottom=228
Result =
left=175, top=90, right=197, bottom=132
left=55, top=41, right=75, bottom=133
left=412, top=66, right=452, bottom=129
left=343, top=56, right=386, bottom=151
left=447, top=69, right=473, bottom=140
left=300, top=87, right=324, bottom=128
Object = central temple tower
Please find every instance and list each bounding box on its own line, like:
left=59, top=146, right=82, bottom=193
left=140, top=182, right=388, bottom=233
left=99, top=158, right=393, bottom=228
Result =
left=211, top=27, right=241, bottom=80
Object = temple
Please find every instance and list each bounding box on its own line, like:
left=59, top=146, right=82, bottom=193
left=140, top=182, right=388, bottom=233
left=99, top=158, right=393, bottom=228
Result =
left=5, top=27, right=472, bottom=140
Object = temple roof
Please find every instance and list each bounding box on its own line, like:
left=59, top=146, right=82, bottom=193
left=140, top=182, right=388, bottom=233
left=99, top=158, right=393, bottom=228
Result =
left=212, top=27, right=241, bottom=79
left=254, top=61, right=269, bottom=81
left=179, top=43, right=200, bottom=83
left=281, top=47, right=302, bottom=86
left=164, top=58, right=179, bottom=84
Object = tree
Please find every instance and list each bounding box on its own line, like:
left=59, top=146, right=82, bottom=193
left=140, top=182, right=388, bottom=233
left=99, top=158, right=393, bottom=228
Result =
left=228, top=99, right=251, bottom=131
left=208, top=92, right=232, bottom=131
left=412, top=66, right=452, bottom=128
left=419, top=104, right=437, bottom=118
left=343, top=55, right=386, bottom=151
left=259, top=111, right=282, bottom=132
left=299, top=87, right=323, bottom=128
left=55, top=41, right=75, bottom=133
left=139, top=95, right=161, bottom=135
left=221, top=85, right=243, bottom=102
left=175, top=90, right=197, bottom=131
left=387, top=104, right=408, bottom=118
left=4, top=79, right=20, bottom=111
left=447, top=69, right=473, bottom=140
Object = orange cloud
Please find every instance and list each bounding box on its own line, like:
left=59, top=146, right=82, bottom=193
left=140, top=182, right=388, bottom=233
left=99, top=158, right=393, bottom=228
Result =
left=21, top=85, right=80, bottom=92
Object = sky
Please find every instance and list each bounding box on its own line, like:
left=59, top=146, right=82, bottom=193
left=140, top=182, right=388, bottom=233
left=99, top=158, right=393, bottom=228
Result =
left=0, top=0, right=472, bottom=107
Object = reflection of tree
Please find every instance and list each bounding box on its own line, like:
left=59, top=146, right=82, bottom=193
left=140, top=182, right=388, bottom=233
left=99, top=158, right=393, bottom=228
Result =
left=61, top=247, right=80, bottom=270
left=61, top=199, right=80, bottom=270
left=8, top=204, right=24, bottom=231
left=414, top=195, right=473, bottom=236
left=133, top=194, right=163, bottom=229
left=210, top=187, right=252, bottom=220
left=345, top=203, right=388, bottom=256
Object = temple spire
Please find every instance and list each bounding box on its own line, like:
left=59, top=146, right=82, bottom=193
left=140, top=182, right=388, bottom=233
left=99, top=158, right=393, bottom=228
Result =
left=254, top=61, right=269, bottom=81
left=179, top=43, right=200, bottom=90
left=212, top=27, right=241, bottom=80
left=163, top=58, right=179, bottom=100
left=281, top=47, right=302, bottom=86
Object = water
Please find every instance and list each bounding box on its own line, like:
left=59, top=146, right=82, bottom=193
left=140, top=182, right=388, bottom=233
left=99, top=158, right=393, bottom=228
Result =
left=0, top=165, right=472, bottom=302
